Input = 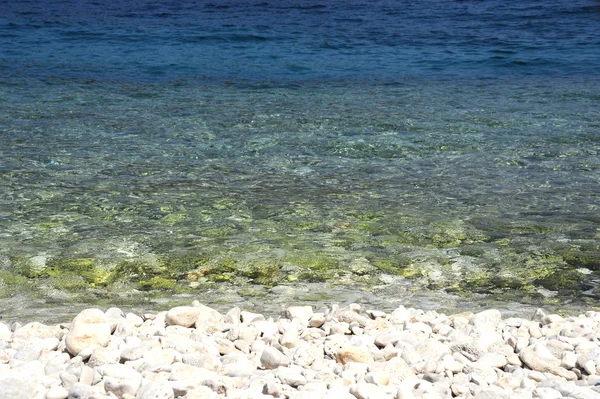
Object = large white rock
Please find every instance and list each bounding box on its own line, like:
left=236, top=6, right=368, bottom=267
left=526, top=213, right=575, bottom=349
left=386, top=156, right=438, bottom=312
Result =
left=364, top=371, right=390, bottom=387
left=181, top=353, right=220, bottom=371
left=293, top=342, right=323, bottom=367
left=533, top=387, right=563, bottom=399
left=165, top=306, right=201, bottom=328
left=323, top=334, right=350, bottom=358
left=96, top=363, right=145, bottom=381
left=0, top=322, right=12, bottom=341
left=476, top=353, right=508, bottom=369
left=469, top=309, right=502, bottom=329
left=12, top=322, right=63, bottom=342
left=87, top=346, right=120, bottom=367
left=136, top=381, right=174, bottom=399
left=240, top=311, right=264, bottom=324
left=390, top=306, right=411, bottom=324
left=474, top=330, right=505, bottom=353
left=336, top=346, right=374, bottom=365
left=222, top=355, right=255, bottom=378
left=276, top=366, right=308, bottom=387
left=286, top=306, right=314, bottom=326
left=337, top=311, right=370, bottom=328
left=415, top=339, right=451, bottom=363
left=520, top=343, right=561, bottom=373
left=194, top=304, right=224, bottom=331
left=68, top=383, right=92, bottom=399
left=280, top=328, right=299, bottom=349
left=309, top=313, right=326, bottom=328
left=65, top=308, right=111, bottom=356
left=46, top=385, right=69, bottom=399
left=105, top=307, right=125, bottom=332
left=260, top=346, right=291, bottom=369
left=349, top=381, right=387, bottom=399
left=537, top=379, right=600, bottom=399
left=105, top=375, right=143, bottom=398
left=120, top=345, right=150, bottom=362
left=384, top=357, right=417, bottom=384
left=0, top=374, right=44, bottom=398
left=142, top=347, right=177, bottom=370
left=561, top=351, right=578, bottom=369
left=374, top=332, right=404, bottom=348
left=169, top=364, right=205, bottom=383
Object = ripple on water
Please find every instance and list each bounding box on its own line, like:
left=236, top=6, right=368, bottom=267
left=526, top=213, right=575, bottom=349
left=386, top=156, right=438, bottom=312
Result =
left=0, top=78, right=599, bottom=321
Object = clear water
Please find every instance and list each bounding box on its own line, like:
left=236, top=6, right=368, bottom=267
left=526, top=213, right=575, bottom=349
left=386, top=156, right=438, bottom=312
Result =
left=1, top=0, right=599, bottom=321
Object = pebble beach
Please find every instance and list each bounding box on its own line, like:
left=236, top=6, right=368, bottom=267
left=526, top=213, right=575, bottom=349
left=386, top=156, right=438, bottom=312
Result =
left=2, top=302, right=600, bottom=399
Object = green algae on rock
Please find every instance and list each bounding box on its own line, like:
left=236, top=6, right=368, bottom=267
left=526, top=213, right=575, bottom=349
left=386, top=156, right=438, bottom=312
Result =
left=1, top=177, right=599, bottom=308
left=562, top=251, right=600, bottom=271
left=0, top=270, right=29, bottom=286
left=137, top=276, right=177, bottom=290
left=1, top=234, right=597, bottom=305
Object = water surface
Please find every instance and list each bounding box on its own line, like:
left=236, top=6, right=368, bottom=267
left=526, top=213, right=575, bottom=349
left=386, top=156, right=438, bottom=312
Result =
left=1, top=0, right=599, bottom=322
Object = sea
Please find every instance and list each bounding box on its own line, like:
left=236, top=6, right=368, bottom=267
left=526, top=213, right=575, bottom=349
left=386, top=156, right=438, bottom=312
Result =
left=1, top=0, right=599, bottom=321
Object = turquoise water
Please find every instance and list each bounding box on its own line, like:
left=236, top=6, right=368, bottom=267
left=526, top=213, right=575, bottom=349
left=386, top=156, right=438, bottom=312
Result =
left=1, top=0, right=599, bottom=320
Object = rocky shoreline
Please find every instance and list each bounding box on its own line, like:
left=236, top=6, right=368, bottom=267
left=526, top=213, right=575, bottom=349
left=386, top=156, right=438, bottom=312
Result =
left=1, top=302, right=600, bottom=399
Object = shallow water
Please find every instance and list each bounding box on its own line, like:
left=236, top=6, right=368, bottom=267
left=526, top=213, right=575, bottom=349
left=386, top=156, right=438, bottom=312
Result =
left=1, top=0, right=599, bottom=322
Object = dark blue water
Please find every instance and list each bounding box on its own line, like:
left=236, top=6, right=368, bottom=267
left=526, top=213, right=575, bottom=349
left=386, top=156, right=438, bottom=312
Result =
left=2, top=0, right=600, bottom=83
left=1, top=0, right=600, bottom=320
